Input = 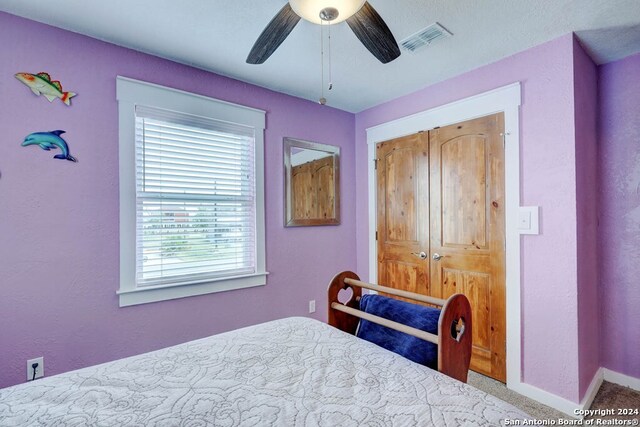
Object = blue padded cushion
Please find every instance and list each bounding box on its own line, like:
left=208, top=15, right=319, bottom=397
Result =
left=356, top=294, right=440, bottom=369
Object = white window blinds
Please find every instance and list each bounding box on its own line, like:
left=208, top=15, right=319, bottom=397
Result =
left=135, top=105, right=257, bottom=288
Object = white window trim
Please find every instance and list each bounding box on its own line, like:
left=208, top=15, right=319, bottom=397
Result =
left=116, top=76, right=268, bottom=307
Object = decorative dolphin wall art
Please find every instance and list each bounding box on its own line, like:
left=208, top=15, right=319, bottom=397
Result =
left=21, top=131, right=77, bottom=162
left=15, top=72, right=77, bottom=106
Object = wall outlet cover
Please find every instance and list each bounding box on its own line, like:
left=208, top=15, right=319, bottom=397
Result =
left=27, top=356, right=44, bottom=381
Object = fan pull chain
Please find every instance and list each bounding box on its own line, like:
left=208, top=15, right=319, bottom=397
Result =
left=319, top=20, right=326, bottom=105
left=328, top=22, right=333, bottom=91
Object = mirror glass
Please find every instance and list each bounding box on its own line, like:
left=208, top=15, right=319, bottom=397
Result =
left=284, top=138, right=340, bottom=227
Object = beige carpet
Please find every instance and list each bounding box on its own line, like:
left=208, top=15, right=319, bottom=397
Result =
left=468, top=372, right=640, bottom=422
left=587, top=382, right=640, bottom=421
left=467, top=372, right=567, bottom=419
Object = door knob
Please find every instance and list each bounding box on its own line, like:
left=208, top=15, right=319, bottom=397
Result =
left=411, top=251, right=427, bottom=260
left=432, top=253, right=443, bottom=261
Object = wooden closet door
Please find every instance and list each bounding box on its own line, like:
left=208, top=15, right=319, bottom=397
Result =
left=291, top=162, right=316, bottom=219
left=376, top=133, right=430, bottom=296
left=314, top=156, right=335, bottom=220
left=291, top=156, right=335, bottom=220
left=429, top=113, right=506, bottom=382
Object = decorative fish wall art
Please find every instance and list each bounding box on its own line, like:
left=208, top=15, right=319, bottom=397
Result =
left=15, top=72, right=77, bottom=106
left=21, top=131, right=77, bottom=162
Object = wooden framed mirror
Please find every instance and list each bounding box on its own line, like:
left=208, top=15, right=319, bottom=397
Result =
left=284, top=137, right=340, bottom=227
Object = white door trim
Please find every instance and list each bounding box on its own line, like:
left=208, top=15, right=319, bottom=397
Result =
left=366, top=82, right=530, bottom=404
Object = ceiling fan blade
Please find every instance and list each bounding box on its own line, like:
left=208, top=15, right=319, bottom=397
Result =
left=346, top=2, right=400, bottom=64
left=246, top=3, right=301, bottom=64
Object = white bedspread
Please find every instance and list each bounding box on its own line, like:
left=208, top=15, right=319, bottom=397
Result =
left=0, top=317, right=529, bottom=426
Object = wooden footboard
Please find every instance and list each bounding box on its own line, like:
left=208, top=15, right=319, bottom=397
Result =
left=327, top=271, right=472, bottom=383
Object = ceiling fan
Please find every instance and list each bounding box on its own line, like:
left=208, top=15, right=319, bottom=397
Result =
left=246, top=0, right=401, bottom=65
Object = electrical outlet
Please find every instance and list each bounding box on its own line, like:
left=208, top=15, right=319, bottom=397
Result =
left=308, top=299, right=316, bottom=313
left=27, top=357, right=44, bottom=381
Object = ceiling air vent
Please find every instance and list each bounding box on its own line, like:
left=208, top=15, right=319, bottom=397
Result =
left=400, top=23, right=452, bottom=52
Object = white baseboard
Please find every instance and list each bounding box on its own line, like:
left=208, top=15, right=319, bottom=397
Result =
left=603, top=368, right=640, bottom=391
left=508, top=368, right=640, bottom=419
left=579, top=368, right=604, bottom=411
left=508, top=381, right=582, bottom=417
left=508, top=368, right=604, bottom=418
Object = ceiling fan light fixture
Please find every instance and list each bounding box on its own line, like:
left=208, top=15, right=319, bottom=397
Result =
left=247, top=1, right=400, bottom=65
left=289, top=0, right=366, bottom=24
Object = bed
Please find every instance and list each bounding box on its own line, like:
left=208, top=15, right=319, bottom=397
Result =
left=0, top=274, right=530, bottom=426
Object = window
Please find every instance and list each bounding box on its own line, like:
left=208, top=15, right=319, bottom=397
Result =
left=117, top=77, right=267, bottom=306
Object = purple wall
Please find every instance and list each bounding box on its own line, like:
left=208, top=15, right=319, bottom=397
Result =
left=355, top=35, right=585, bottom=401
left=0, top=12, right=356, bottom=389
left=2, top=8, right=637, bottom=401
left=573, top=37, right=600, bottom=399
left=598, top=52, right=640, bottom=380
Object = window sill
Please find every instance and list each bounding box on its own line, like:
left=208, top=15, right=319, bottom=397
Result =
left=117, top=272, right=268, bottom=307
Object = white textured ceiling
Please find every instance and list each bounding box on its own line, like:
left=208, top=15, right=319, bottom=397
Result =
left=1, top=0, right=639, bottom=112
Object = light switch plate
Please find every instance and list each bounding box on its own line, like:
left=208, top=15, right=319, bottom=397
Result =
left=518, top=206, right=539, bottom=235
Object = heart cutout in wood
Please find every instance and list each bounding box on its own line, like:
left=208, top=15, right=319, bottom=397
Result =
left=337, top=286, right=354, bottom=305
left=450, top=317, right=466, bottom=342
